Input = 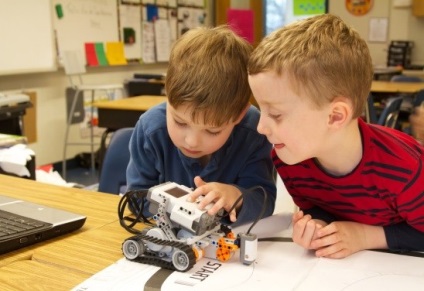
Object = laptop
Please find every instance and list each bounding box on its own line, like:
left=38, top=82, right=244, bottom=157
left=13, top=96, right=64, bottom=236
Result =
left=0, top=194, right=86, bottom=254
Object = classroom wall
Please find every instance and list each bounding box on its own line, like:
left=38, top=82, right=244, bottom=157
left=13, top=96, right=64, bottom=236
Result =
left=0, top=0, right=214, bottom=168
left=397, top=5, right=424, bottom=63
left=0, top=64, right=168, bottom=168
left=1, top=0, right=423, bottom=168
left=232, top=0, right=424, bottom=65
left=329, top=0, right=424, bottom=65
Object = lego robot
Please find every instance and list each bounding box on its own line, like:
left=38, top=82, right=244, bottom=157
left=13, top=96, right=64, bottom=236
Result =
left=121, top=182, right=256, bottom=272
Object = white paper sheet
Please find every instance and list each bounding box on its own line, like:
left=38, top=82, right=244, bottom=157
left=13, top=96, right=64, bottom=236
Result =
left=73, top=213, right=424, bottom=291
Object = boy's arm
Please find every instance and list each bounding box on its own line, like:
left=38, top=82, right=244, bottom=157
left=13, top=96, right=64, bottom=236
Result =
left=302, top=206, right=386, bottom=253
left=232, top=182, right=276, bottom=225
left=126, top=120, right=160, bottom=191
left=389, top=164, right=424, bottom=251
left=303, top=208, right=424, bottom=256
left=384, top=222, right=424, bottom=251
left=126, top=120, right=161, bottom=217
left=191, top=136, right=277, bottom=226
left=311, top=221, right=387, bottom=258
left=232, top=140, right=276, bottom=225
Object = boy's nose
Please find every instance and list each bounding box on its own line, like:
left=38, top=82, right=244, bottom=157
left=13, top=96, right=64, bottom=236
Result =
left=185, top=133, right=199, bottom=148
left=257, top=118, right=269, bottom=136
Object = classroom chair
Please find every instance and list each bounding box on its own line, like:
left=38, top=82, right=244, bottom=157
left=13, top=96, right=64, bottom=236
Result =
left=98, top=127, right=134, bottom=195
left=366, top=94, right=378, bottom=124
left=378, top=97, right=404, bottom=128
left=366, top=95, right=403, bottom=129
left=61, top=50, right=125, bottom=180
left=413, top=90, right=424, bottom=108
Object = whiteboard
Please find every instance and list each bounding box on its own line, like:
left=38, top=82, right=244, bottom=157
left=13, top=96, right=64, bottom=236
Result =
left=0, top=0, right=56, bottom=75
left=52, top=0, right=119, bottom=60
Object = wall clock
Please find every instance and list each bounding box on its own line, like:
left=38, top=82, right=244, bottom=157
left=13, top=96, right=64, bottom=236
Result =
left=345, top=0, right=373, bottom=16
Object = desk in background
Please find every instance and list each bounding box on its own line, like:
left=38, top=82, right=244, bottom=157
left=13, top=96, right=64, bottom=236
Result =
left=371, top=80, right=424, bottom=94
left=368, top=81, right=424, bottom=126
left=94, top=87, right=424, bottom=129
left=373, top=66, right=402, bottom=80
left=403, top=69, right=424, bottom=80
left=93, top=95, right=167, bottom=130
left=125, top=78, right=165, bottom=97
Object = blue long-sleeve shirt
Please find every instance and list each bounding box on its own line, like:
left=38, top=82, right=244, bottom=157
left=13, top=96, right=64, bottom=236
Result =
left=126, top=102, right=276, bottom=226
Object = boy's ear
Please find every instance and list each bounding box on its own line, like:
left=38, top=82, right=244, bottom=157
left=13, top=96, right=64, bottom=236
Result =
left=235, top=105, right=250, bottom=124
left=328, top=97, right=352, bottom=128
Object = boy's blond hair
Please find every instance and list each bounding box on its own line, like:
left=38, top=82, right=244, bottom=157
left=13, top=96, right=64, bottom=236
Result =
left=248, top=14, right=373, bottom=118
left=166, top=25, right=253, bottom=126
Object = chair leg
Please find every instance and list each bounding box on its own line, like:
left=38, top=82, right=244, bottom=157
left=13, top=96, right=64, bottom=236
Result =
left=63, top=87, right=124, bottom=181
left=62, top=88, right=80, bottom=180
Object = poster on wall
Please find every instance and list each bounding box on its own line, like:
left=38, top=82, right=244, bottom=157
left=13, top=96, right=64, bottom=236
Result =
left=227, top=9, right=254, bottom=43
left=177, top=7, right=206, bottom=37
left=119, top=4, right=142, bottom=60
left=293, top=0, right=326, bottom=16
left=368, top=17, right=388, bottom=42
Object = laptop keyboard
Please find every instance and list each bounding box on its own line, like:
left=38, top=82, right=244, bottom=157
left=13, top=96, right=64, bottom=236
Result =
left=0, top=209, right=51, bottom=238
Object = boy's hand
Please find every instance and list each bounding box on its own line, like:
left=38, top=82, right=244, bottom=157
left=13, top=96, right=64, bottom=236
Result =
left=310, top=221, right=387, bottom=259
left=187, top=176, right=242, bottom=222
left=292, top=211, right=325, bottom=249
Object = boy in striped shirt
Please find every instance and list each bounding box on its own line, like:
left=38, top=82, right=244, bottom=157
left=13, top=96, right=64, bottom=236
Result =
left=248, top=14, right=424, bottom=258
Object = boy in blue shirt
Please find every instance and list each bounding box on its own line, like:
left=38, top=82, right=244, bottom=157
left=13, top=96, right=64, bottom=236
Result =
left=126, top=26, right=276, bottom=225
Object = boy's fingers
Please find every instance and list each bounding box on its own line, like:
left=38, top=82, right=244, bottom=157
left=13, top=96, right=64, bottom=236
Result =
left=194, top=176, right=206, bottom=187
left=292, top=210, right=304, bottom=223
left=229, top=210, right=237, bottom=222
left=188, top=177, right=207, bottom=201
left=187, top=187, right=204, bottom=201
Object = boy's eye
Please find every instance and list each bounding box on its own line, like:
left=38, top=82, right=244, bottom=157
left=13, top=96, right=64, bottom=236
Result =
left=174, top=120, right=187, bottom=127
left=268, top=113, right=281, bottom=120
left=207, top=130, right=221, bottom=136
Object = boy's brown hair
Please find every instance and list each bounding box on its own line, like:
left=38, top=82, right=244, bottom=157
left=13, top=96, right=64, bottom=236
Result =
left=248, top=14, right=373, bottom=118
left=166, top=25, right=253, bottom=126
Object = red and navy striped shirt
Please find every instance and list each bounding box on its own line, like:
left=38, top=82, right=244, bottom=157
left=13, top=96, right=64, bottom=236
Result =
left=274, top=118, right=424, bottom=250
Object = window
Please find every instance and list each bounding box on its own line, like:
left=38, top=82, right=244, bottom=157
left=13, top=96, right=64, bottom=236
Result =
left=265, top=0, right=328, bottom=35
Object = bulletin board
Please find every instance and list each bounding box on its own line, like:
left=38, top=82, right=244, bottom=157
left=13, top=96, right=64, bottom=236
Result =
left=0, top=0, right=56, bottom=75
left=0, top=0, right=208, bottom=75
left=119, top=0, right=206, bottom=63
left=53, top=0, right=206, bottom=65
left=52, top=0, right=120, bottom=60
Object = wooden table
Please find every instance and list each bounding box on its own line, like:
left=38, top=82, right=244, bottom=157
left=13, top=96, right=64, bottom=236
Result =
left=0, top=175, right=133, bottom=290
left=371, top=80, right=424, bottom=94
left=2, top=175, right=423, bottom=290
left=93, top=95, right=167, bottom=130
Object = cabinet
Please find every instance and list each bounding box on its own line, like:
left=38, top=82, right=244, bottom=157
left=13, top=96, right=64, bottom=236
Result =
left=412, top=0, right=424, bottom=16
left=387, top=41, right=413, bottom=67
